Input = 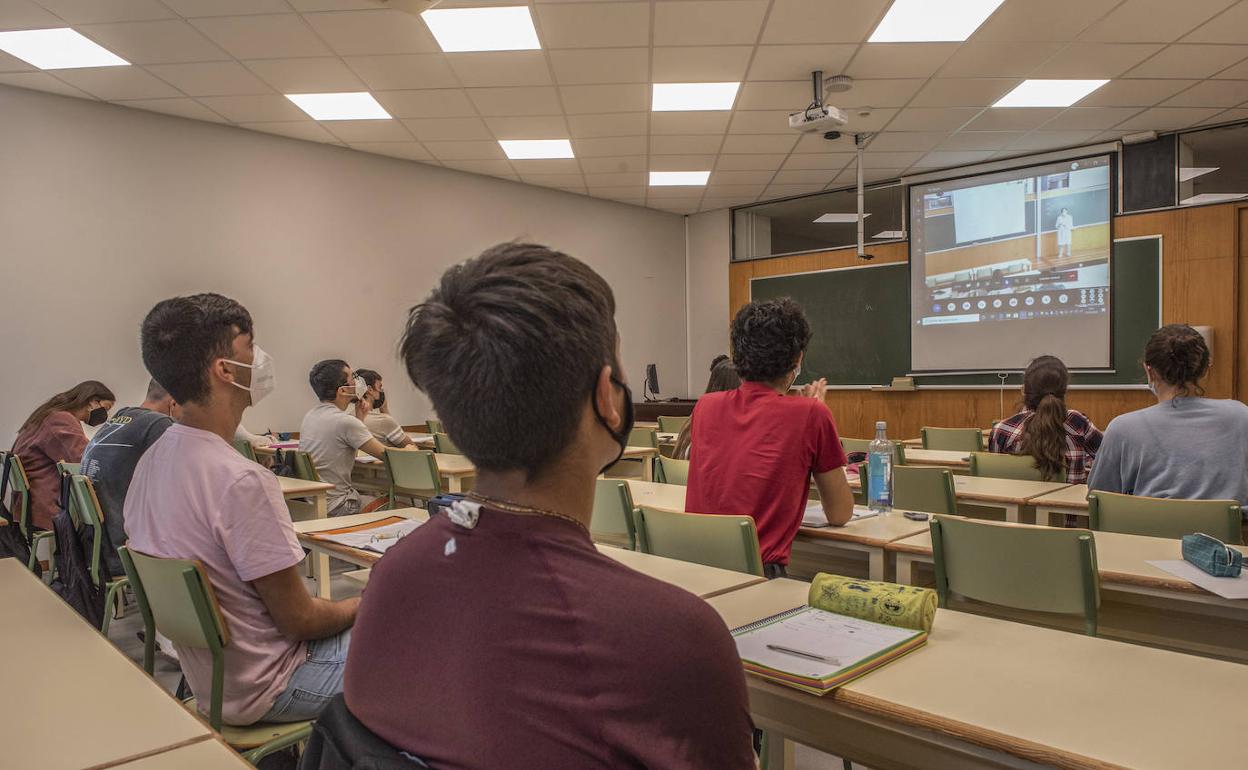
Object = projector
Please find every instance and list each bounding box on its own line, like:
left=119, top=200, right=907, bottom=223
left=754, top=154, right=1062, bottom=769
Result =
left=788, top=104, right=848, bottom=134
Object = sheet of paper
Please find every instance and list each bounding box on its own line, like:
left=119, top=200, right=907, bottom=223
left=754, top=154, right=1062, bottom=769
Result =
left=320, top=519, right=423, bottom=554
left=734, top=607, right=917, bottom=679
left=802, top=503, right=877, bottom=527
left=1146, top=560, right=1248, bottom=600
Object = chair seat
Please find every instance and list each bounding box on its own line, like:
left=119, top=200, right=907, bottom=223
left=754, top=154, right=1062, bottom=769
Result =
left=184, top=697, right=313, bottom=749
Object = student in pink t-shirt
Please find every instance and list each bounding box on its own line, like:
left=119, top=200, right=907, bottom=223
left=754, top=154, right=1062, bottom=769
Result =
left=124, top=293, right=358, bottom=726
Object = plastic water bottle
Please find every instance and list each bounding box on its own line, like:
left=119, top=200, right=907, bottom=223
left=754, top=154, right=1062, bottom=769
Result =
left=867, top=420, right=893, bottom=515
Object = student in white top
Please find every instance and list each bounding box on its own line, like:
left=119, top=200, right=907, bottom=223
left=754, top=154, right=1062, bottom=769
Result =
left=298, top=360, right=387, bottom=517
left=354, top=369, right=414, bottom=449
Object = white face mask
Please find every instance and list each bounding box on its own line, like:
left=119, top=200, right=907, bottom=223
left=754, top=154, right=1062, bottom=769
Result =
left=354, top=376, right=368, bottom=400
left=224, top=345, right=276, bottom=406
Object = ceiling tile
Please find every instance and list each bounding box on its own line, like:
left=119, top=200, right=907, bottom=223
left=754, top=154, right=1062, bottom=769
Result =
left=1125, top=45, right=1248, bottom=78
left=1078, top=0, right=1236, bottom=43
left=535, top=2, right=650, bottom=48
left=244, top=57, right=365, bottom=93
left=648, top=186, right=705, bottom=201
left=510, top=158, right=580, bottom=174
left=197, top=94, right=310, bottom=122
left=650, top=111, right=730, bottom=135
left=350, top=142, right=433, bottom=161
left=886, top=107, right=981, bottom=131
left=0, top=0, right=62, bottom=29
left=1182, top=0, right=1248, bottom=43
left=344, top=54, right=460, bottom=90
left=1197, top=107, right=1248, bottom=125
left=735, top=81, right=807, bottom=111
left=720, top=134, right=799, bottom=153
left=964, top=107, right=1064, bottom=131
left=1164, top=79, right=1248, bottom=107
left=0, top=50, right=34, bottom=72
left=579, top=155, right=647, bottom=173
left=520, top=174, right=586, bottom=193
left=571, top=135, right=647, bottom=157
left=771, top=169, right=837, bottom=185
left=114, top=96, right=225, bottom=122
left=289, top=0, right=386, bottom=9
left=710, top=169, right=776, bottom=185
left=829, top=167, right=902, bottom=185
left=1030, top=43, right=1163, bottom=78
left=705, top=183, right=767, bottom=196
left=1214, top=58, right=1248, bottom=79
left=323, top=119, right=413, bottom=143
left=649, top=134, right=721, bottom=154
left=588, top=186, right=647, bottom=202
left=190, top=14, right=333, bottom=60
left=747, top=44, right=857, bottom=81
left=912, top=151, right=997, bottom=169
left=762, top=0, right=890, bottom=44
left=76, top=20, right=228, bottom=64
left=425, top=140, right=507, bottom=160
left=866, top=131, right=948, bottom=151
left=762, top=183, right=825, bottom=198
left=160, top=0, right=291, bottom=16
left=974, top=0, right=1120, bottom=42
left=936, top=131, right=1023, bottom=151
left=484, top=114, right=570, bottom=138
left=833, top=79, right=925, bottom=109
left=859, top=151, right=924, bottom=168
left=910, top=78, right=1018, bottom=108
left=654, top=0, right=768, bottom=46
left=467, top=85, right=561, bottom=115
left=448, top=52, right=552, bottom=87
left=652, top=46, right=752, bottom=82
left=54, top=66, right=181, bottom=100
left=938, top=41, right=1065, bottom=78
left=781, top=153, right=854, bottom=170
left=715, top=153, right=787, bottom=171
left=847, top=44, right=958, bottom=80
left=650, top=154, right=717, bottom=171
left=0, top=71, right=91, bottom=98
left=567, top=111, right=647, bottom=137
left=1076, top=78, right=1199, bottom=107
left=584, top=171, right=647, bottom=186
left=701, top=196, right=759, bottom=210
left=402, top=116, right=492, bottom=141
left=440, top=159, right=514, bottom=175
left=1114, top=106, right=1225, bottom=131
left=1041, top=107, right=1144, bottom=129
left=559, top=84, right=647, bottom=114
left=36, top=0, right=173, bottom=23
left=241, top=120, right=339, bottom=142
left=372, top=89, right=475, bottom=118
left=728, top=109, right=793, bottom=134
left=145, top=61, right=272, bottom=96
left=1007, top=130, right=1099, bottom=152
left=549, top=48, right=648, bottom=85
left=304, top=10, right=439, bottom=56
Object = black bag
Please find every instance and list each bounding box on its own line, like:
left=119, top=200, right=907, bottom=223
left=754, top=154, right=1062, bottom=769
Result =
left=299, top=694, right=430, bottom=770
left=0, top=453, right=35, bottom=568
left=271, top=449, right=297, bottom=479
left=48, top=508, right=106, bottom=628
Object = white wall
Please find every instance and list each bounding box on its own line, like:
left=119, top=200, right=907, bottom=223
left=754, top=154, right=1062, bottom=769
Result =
left=0, top=85, right=689, bottom=444
left=685, top=209, right=731, bottom=394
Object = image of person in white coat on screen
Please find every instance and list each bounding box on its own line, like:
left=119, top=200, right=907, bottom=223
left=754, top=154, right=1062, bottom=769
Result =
left=1056, top=207, right=1074, bottom=259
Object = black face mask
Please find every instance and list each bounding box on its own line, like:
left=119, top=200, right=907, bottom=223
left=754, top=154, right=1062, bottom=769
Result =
left=373, top=391, right=386, bottom=410
left=591, top=371, right=635, bottom=474
left=87, top=407, right=108, bottom=427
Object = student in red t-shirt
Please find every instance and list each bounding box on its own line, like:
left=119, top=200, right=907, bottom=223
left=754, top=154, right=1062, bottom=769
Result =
left=686, top=298, right=855, bottom=577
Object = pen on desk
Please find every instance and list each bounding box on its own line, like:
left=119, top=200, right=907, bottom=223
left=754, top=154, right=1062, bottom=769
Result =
left=765, top=644, right=841, bottom=666
left=370, top=532, right=402, bottom=542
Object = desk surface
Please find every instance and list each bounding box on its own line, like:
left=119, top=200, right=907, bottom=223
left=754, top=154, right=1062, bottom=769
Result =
left=275, top=475, right=334, bottom=498
left=0, top=559, right=212, bottom=770
left=111, top=738, right=251, bottom=769
left=951, top=476, right=1071, bottom=504
left=1029, top=483, right=1090, bottom=510
left=799, top=513, right=931, bottom=547
left=625, top=479, right=687, bottom=510
left=596, top=545, right=767, bottom=598
left=902, top=448, right=972, bottom=467
left=707, top=578, right=1248, bottom=770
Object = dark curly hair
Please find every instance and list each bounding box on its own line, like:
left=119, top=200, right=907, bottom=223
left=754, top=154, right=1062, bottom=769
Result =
left=1144, top=324, right=1209, bottom=400
left=730, top=298, right=812, bottom=382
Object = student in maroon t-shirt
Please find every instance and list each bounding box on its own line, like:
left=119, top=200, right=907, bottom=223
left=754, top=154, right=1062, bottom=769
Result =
left=686, top=298, right=855, bottom=577
left=344, top=243, right=756, bottom=770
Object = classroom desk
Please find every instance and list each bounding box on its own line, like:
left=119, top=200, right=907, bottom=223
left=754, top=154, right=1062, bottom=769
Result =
left=110, top=736, right=252, bottom=769
left=294, top=508, right=428, bottom=597
left=352, top=451, right=477, bottom=493
left=889, top=526, right=1248, bottom=662
left=0, top=559, right=214, bottom=770
left=277, top=474, right=335, bottom=591
left=617, top=446, right=659, bottom=481
left=707, top=578, right=1248, bottom=770
left=625, top=479, right=687, bottom=510
left=899, top=448, right=972, bottom=470
left=950, top=477, right=1071, bottom=523
left=1030, top=484, right=1089, bottom=527
left=794, top=514, right=932, bottom=581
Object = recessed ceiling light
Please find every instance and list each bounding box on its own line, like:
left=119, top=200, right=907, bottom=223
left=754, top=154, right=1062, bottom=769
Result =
left=499, top=139, right=574, bottom=160
left=0, top=28, right=128, bottom=70
left=1180, top=192, right=1247, bottom=205
left=1179, top=167, right=1219, bottom=183
left=650, top=171, right=710, bottom=186
left=992, top=79, right=1108, bottom=108
left=814, top=213, right=872, bottom=223
left=652, top=82, right=740, bottom=112
left=421, top=6, right=539, bottom=53
left=286, top=92, right=391, bottom=121
left=869, top=0, right=1005, bottom=42
left=873, top=230, right=905, bottom=239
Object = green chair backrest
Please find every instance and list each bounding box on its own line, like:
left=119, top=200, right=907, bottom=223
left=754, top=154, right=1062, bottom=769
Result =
left=656, top=456, right=690, bottom=486
left=57, top=461, right=81, bottom=477
left=931, top=517, right=1099, bottom=635
left=893, top=466, right=957, bottom=515
left=1088, top=491, right=1242, bottom=543
left=426, top=418, right=443, bottom=435
left=921, top=427, right=984, bottom=451
left=969, top=452, right=1050, bottom=481
left=657, top=415, right=690, bottom=433
left=291, top=451, right=321, bottom=483
left=840, top=437, right=906, bottom=465
left=591, top=479, right=638, bottom=550
left=383, top=448, right=441, bottom=499
left=627, top=427, right=659, bottom=449
left=6, top=453, right=32, bottom=536
left=433, top=432, right=461, bottom=455
left=67, top=475, right=110, bottom=586
left=636, top=505, right=764, bottom=576
left=231, top=439, right=258, bottom=463
left=119, top=546, right=231, bottom=730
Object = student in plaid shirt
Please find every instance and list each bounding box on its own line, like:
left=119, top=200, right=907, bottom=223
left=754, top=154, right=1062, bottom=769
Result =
left=988, top=355, right=1103, bottom=484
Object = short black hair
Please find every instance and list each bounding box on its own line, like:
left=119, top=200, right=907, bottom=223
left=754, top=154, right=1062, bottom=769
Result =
left=355, top=368, right=382, bottom=389
left=141, top=293, right=253, bottom=405
left=400, top=242, right=617, bottom=479
left=145, top=379, right=170, bottom=402
left=309, top=359, right=350, bottom=402
left=730, top=298, right=812, bottom=382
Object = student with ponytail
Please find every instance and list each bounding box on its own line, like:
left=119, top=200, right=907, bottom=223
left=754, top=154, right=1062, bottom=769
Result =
left=988, top=356, right=1102, bottom=483
left=1089, top=324, right=1248, bottom=505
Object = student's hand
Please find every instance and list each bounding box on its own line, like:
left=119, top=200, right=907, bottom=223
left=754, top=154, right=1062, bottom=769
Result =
left=801, top=377, right=828, bottom=402
left=354, top=397, right=371, bottom=421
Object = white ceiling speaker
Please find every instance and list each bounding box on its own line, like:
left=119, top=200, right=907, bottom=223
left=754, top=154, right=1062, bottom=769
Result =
left=824, top=75, right=854, bottom=94
left=378, top=0, right=442, bottom=15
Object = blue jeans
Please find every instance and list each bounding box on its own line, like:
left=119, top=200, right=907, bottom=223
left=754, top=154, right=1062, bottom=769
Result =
left=263, top=629, right=351, bottom=723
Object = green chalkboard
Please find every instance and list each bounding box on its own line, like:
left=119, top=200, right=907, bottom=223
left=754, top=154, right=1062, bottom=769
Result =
left=748, top=236, right=1161, bottom=387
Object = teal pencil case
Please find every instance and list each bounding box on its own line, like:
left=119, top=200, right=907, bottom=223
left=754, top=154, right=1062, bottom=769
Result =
left=1181, top=533, right=1243, bottom=578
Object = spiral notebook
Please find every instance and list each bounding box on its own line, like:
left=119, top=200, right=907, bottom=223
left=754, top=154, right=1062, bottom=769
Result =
left=731, top=606, right=927, bottom=695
